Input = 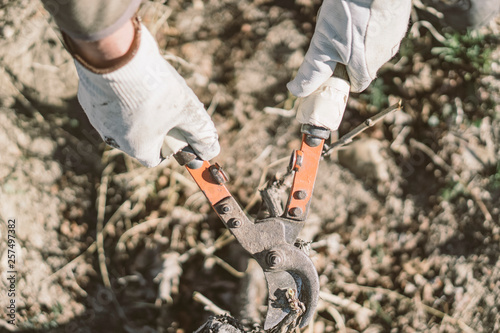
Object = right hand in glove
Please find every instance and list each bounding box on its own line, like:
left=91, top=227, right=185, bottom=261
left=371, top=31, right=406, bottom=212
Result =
left=73, top=21, right=220, bottom=168
left=288, top=0, right=412, bottom=132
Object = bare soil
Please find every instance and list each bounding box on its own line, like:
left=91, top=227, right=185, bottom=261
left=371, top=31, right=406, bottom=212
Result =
left=0, top=1, right=499, bottom=333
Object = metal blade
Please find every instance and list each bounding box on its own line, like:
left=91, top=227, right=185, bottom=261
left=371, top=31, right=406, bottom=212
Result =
left=263, top=271, right=296, bottom=330
left=261, top=245, right=319, bottom=330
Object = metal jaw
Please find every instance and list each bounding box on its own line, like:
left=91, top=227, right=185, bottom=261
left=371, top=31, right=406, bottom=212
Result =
left=175, top=127, right=328, bottom=330
left=211, top=197, right=320, bottom=330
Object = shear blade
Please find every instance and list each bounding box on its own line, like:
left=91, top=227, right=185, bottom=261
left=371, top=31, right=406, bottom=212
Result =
left=262, top=246, right=319, bottom=330
left=263, top=271, right=298, bottom=330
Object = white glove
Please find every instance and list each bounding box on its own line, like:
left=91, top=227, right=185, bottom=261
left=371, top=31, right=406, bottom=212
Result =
left=74, top=24, right=219, bottom=168
left=288, top=0, right=411, bottom=131
left=295, top=75, right=350, bottom=131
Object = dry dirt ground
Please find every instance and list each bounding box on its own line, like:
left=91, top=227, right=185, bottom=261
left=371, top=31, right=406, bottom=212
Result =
left=0, top=1, right=499, bottom=332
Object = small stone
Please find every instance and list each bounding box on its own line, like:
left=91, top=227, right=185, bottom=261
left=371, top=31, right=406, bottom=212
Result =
left=414, top=274, right=427, bottom=287
left=454, top=287, right=464, bottom=303
left=404, top=282, right=417, bottom=296
left=428, top=114, right=440, bottom=127
left=454, top=264, right=469, bottom=286
left=158, top=175, right=168, bottom=188
left=1, top=24, right=14, bottom=39
left=422, top=283, right=434, bottom=304
left=443, top=279, right=455, bottom=296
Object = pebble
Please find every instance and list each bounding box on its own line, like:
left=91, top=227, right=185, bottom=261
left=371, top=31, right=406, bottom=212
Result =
left=431, top=276, right=443, bottom=290
left=404, top=282, right=417, bottom=296
left=454, top=287, right=464, bottom=303
left=443, top=279, right=455, bottom=296
left=414, top=274, right=427, bottom=287
left=1, top=24, right=14, bottom=39
left=422, top=283, right=434, bottom=303
left=454, top=264, right=469, bottom=286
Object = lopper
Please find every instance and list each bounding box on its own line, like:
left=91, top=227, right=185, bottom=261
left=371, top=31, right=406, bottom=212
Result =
left=174, top=66, right=351, bottom=331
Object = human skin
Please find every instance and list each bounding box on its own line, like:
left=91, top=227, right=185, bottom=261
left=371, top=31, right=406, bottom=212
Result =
left=68, top=19, right=135, bottom=69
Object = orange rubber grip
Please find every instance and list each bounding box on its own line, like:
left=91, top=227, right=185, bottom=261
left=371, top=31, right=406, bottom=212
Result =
left=285, top=135, right=324, bottom=219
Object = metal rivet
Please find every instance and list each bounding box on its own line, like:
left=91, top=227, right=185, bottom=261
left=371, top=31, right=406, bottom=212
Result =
left=230, top=219, right=242, bottom=228
left=289, top=207, right=303, bottom=217
left=294, top=190, right=307, bottom=200
left=220, top=205, right=231, bottom=214
left=266, top=251, right=282, bottom=267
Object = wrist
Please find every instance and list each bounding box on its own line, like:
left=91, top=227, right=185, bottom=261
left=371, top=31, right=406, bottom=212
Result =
left=64, top=18, right=140, bottom=72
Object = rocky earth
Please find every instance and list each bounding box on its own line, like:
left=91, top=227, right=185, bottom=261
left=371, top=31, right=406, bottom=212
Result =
left=0, top=1, right=499, bottom=333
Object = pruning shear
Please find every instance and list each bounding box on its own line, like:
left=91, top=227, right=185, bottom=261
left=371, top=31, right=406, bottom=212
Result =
left=174, top=123, right=329, bottom=330
left=173, top=64, right=352, bottom=330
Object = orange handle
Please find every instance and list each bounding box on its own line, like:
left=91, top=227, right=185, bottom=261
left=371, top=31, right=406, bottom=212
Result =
left=185, top=161, right=231, bottom=206
left=284, top=135, right=324, bottom=220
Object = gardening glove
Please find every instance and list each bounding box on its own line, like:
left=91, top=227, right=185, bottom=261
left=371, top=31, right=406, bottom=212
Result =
left=73, top=23, right=220, bottom=168
left=288, top=0, right=411, bottom=131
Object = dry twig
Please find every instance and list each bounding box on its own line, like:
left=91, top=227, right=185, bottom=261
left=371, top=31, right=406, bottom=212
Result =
left=412, top=0, right=444, bottom=19
left=193, top=291, right=231, bottom=316
left=409, top=20, right=446, bottom=44
left=338, top=281, right=476, bottom=333
left=96, top=160, right=115, bottom=289
left=263, top=106, right=296, bottom=118
left=174, top=229, right=242, bottom=278
left=115, top=217, right=168, bottom=252
left=325, top=305, right=347, bottom=333
left=244, top=156, right=290, bottom=213
left=46, top=164, right=161, bottom=282
left=0, top=319, right=19, bottom=332
left=163, top=53, right=197, bottom=71
left=249, top=102, right=403, bottom=216
left=155, top=252, right=183, bottom=305
left=324, top=101, right=402, bottom=156
left=319, top=291, right=374, bottom=329
left=409, top=139, right=494, bottom=223
left=268, top=288, right=305, bottom=333
left=212, top=255, right=245, bottom=278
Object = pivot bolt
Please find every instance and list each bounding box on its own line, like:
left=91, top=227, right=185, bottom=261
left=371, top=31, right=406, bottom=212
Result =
left=294, top=190, right=307, bottom=200
left=266, top=251, right=283, bottom=267
left=219, top=204, right=231, bottom=214
left=230, top=219, right=242, bottom=228
left=289, top=207, right=303, bottom=217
